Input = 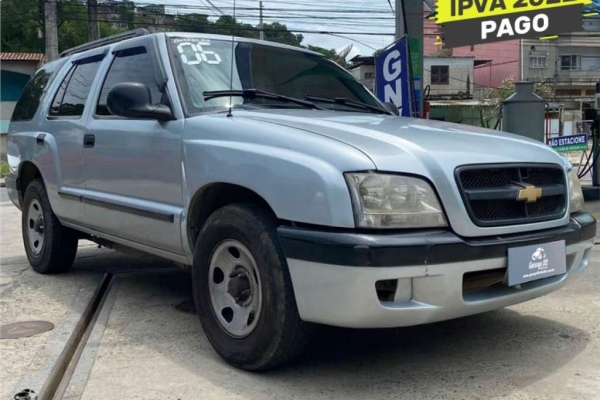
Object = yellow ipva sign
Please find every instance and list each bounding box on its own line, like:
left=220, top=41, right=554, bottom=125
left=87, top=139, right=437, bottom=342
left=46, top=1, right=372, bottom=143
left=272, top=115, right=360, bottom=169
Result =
left=435, top=0, right=589, bottom=46
left=436, top=0, right=591, bottom=23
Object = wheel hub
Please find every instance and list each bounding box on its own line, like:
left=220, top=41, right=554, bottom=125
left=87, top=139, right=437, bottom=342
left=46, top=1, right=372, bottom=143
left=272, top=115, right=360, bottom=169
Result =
left=26, top=199, right=45, bottom=255
left=227, top=270, right=252, bottom=305
left=208, top=239, right=262, bottom=338
left=33, top=218, right=44, bottom=234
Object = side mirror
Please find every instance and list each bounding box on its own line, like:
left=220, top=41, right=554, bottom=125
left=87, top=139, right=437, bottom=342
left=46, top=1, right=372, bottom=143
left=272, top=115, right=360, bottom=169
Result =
left=383, top=102, right=400, bottom=116
left=107, top=82, right=174, bottom=121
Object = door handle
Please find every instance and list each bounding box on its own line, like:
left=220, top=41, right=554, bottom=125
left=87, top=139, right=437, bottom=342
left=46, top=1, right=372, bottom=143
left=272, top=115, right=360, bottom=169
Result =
left=83, top=134, right=95, bottom=148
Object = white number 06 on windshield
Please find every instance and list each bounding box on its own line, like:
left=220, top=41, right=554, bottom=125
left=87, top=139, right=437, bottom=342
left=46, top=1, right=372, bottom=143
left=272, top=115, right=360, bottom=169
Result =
left=177, top=42, right=222, bottom=66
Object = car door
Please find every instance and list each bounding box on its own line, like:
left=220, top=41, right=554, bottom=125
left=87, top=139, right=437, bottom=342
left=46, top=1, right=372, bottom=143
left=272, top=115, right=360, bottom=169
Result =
left=83, top=36, right=184, bottom=255
left=43, top=51, right=105, bottom=224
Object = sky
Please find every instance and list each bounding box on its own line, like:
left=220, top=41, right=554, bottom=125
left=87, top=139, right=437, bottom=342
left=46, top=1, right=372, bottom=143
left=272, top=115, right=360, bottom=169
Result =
left=141, top=0, right=399, bottom=59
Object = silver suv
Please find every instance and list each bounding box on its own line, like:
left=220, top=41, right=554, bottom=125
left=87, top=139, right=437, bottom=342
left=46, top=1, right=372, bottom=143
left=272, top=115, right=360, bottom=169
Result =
left=6, top=30, right=596, bottom=370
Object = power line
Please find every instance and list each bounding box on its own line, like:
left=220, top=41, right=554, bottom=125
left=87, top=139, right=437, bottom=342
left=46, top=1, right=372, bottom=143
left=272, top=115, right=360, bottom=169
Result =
left=198, top=0, right=220, bottom=16
left=28, top=15, right=397, bottom=36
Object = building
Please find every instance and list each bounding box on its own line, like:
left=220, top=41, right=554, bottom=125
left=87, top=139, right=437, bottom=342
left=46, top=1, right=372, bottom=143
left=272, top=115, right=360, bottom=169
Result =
left=348, top=55, right=375, bottom=91
left=1, top=53, right=45, bottom=162
left=521, top=33, right=600, bottom=136
left=348, top=53, right=475, bottom=101
left=138, top=4, right=177, bottom=33
left=423, top=4, right=520, bottom=89
left=423, top=55, right=474, bottom=99
left=521, top=34, right=600, bottom=102
left=98, top=0, right=136, bottom=31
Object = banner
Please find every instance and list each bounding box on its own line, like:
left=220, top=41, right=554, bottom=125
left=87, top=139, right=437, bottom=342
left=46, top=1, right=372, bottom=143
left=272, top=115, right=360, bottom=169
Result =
left=375, top=37, right=413, bottom=117
left=434, top=0, right=591, bottom=47
left=547, top=133, right=588, bottom=152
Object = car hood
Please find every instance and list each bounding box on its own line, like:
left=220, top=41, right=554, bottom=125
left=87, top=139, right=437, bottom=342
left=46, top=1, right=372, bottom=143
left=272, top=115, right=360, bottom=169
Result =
left=235, top=110, right=568, bottom=177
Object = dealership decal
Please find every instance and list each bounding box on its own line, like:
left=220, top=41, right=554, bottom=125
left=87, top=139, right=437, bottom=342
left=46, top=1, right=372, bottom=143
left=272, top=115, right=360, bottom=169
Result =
left=435, top=0, right=590, bottom=46
left=507, top=240, right=566, bottom=286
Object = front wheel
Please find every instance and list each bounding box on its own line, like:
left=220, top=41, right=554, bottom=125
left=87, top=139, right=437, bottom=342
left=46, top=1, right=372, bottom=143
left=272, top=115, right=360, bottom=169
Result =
left=22, top=179, right=78, bottom=274
left=193, top=203, right=312, bottom=371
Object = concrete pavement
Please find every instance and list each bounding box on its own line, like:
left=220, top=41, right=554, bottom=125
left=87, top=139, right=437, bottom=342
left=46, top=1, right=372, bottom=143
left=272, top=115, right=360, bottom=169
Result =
left=2, top=188, right=600, bottom=399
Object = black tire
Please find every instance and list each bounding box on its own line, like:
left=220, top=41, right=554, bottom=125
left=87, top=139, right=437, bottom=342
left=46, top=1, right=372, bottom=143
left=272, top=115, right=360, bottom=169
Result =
left=22, top=179, right=78, bottom=274
left=193, top=203, right=312, bottom=371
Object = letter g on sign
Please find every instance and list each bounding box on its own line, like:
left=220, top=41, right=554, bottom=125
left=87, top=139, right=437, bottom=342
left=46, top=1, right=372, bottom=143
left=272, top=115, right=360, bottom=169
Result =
left=383, top=50, right=402, bottom=81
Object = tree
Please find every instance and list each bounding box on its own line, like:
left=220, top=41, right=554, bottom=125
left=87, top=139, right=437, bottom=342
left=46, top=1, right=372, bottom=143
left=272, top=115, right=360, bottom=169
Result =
left=209, top=15, right=258, bottom=38
left=58, top=0, right=91, bottom=51
left=176, top=13, right=211, bottom=33
left=262, top=22, right=303, bottom=47
left=1, top=0, right=45, bottom=52
left=0, top=2, right=325, bottom=59
left=478, top=77, right=554, bottom=129
left=0, top=0, right=119, bottom=53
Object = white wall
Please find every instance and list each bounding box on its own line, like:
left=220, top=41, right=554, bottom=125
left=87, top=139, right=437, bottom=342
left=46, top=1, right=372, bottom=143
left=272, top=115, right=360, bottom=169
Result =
left=1, top=61, right=38, bottom=76
left=424, top=57, right=474, bottom=98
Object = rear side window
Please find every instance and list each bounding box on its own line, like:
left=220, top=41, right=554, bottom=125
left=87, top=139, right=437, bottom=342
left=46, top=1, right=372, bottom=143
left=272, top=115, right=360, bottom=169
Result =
left=11, top=69, right=52, bottom=121
left=96, top=47, right=162, bottom=116
left=49, top=66, right=76, bottom=115
left=49, top=56, right=103, bottom=117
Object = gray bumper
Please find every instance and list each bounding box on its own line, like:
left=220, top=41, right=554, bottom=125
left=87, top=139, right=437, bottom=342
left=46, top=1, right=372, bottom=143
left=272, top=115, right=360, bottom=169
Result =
left=279, top=213, right=596, bottom=328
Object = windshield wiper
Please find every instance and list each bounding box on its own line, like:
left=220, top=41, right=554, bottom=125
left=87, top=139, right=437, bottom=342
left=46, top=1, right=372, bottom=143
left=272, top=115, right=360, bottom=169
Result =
left=204, top=89, right=323, bottom=110
left=304, top=95, right=391, bottom=115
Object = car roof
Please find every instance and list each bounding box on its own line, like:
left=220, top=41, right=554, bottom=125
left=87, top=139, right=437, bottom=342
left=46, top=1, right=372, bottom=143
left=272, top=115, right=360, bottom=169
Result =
left=163, top=32, right=323, bottom=56
left=62, top=31, right=323, bottom=63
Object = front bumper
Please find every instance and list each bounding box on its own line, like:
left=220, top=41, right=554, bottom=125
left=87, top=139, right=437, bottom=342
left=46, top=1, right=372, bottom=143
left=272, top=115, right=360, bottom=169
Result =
left=278, top=213, right=596, bottom=328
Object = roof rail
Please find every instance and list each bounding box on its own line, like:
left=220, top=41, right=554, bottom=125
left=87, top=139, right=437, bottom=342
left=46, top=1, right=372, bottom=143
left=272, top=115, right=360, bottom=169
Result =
left=59, top=28, right=150, bottom=58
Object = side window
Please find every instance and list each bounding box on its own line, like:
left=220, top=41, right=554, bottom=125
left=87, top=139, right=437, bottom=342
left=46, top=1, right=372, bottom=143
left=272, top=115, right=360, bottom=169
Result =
left=97, top=47, right=162, bottom=116
left=11, top=69, right=52, bottom=121
left=49, top=56, right=103, bottom=117
left=49, top=66, right=75, bottom=115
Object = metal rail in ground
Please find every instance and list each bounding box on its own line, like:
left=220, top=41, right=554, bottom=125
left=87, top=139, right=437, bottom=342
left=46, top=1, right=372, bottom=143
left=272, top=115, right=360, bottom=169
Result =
left=11, top=264, right=184, bottom=400
left=37, top=273, right=114, bottom=400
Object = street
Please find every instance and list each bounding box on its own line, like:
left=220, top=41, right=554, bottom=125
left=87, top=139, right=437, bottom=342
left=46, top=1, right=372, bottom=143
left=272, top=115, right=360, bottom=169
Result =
left=1, top=188, right=600, bottom=399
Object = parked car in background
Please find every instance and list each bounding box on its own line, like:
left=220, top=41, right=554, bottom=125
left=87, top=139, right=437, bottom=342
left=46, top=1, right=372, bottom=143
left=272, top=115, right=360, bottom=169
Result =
left=6, top=30, right=596, bottom=371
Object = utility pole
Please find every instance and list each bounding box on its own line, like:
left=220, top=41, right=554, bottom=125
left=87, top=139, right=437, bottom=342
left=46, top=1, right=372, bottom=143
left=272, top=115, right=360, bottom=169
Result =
left=395, top=0, right=405, bottom=40
left=395, top=0, right=424, bottom=117
left=44, top=0, right=59, bottom=62
left=88, top=0, right=100, bottom=41
left=553, top=56, right=558, bottom=102
left=259, top=1, right=265, bottom=41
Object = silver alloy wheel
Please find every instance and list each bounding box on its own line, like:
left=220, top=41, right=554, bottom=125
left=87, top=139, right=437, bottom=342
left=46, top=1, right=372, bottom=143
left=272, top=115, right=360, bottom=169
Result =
left=208, top=239, right=262, bottom=338
left=27, top=199, right=45, bottom=255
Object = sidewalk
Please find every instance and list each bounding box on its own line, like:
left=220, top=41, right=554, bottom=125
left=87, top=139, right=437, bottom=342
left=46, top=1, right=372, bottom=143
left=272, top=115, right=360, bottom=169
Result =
left=2, top=195, right=600, bottom=400
left=0, top=205, right=180, bottom=399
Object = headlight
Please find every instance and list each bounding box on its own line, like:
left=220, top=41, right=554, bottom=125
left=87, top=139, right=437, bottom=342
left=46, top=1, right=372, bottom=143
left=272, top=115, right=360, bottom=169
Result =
left=345, top=172, right=447, bottom=229
left=568, top=169, right=584, bottom=213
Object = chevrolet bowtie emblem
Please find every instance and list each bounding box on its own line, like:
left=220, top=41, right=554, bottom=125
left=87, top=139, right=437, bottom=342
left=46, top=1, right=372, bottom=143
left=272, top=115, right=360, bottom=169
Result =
left=517, top=184, right=542, bottom=203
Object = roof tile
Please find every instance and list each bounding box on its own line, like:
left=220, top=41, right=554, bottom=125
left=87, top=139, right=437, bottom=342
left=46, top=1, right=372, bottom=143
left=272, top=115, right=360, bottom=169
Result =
left=1, top=52, right=45, bottom=62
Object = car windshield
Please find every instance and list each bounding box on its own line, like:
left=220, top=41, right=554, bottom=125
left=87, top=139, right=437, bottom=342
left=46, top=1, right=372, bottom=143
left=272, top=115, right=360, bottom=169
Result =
left=168, top=37, right=384, bottom=115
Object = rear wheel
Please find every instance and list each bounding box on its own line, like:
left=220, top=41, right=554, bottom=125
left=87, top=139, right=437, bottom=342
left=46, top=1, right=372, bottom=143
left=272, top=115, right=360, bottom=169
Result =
left=22, top=179, right=78, bottom=274
left=193, top=203, right=312, bottom=371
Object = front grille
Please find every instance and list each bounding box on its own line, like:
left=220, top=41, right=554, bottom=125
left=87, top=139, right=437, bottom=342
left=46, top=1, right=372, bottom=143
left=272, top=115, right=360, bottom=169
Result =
left=456, top=164, right=567, bottom=227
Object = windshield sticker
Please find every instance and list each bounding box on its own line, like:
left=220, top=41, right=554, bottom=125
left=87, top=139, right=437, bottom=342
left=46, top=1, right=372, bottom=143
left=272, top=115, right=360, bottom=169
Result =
left=177, top=41, right=222, bottom=66
left=172, top=38, right=210, bottom=45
